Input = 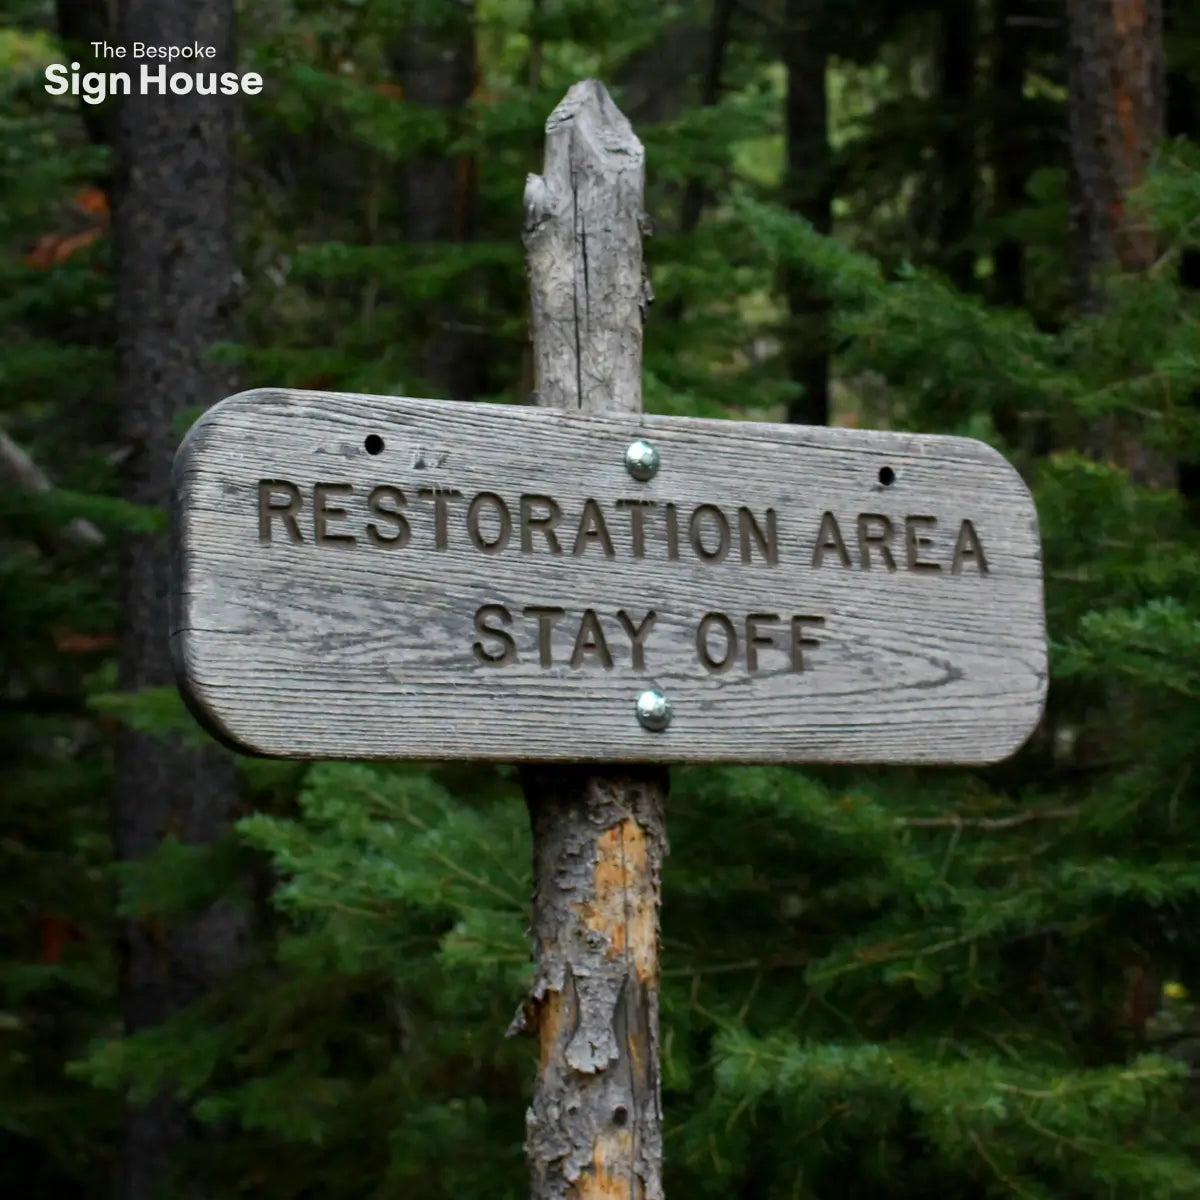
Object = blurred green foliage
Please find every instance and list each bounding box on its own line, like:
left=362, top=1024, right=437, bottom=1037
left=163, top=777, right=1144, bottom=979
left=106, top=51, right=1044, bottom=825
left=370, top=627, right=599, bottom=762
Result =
left=3, top=0, right=1200, bottom=1196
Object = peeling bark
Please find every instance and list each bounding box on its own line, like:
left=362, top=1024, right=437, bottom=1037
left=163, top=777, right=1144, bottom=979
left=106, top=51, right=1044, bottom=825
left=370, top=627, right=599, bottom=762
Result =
left=513, top=769, right=668, bottom=1200
left=515, top=81, right=667, bottom=1200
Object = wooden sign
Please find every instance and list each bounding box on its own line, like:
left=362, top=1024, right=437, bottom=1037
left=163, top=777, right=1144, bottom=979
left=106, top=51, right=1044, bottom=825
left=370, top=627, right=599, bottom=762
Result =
left=170, top=387, right=1047, bottom=764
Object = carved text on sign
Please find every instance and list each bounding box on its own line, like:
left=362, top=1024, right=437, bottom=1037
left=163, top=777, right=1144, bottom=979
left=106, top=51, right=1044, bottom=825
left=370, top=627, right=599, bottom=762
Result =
left=256, top=481, right=989, bottom=575
left=171, top=389, right=1047, bottom=763
left=252, top=480, right=992, bottom=677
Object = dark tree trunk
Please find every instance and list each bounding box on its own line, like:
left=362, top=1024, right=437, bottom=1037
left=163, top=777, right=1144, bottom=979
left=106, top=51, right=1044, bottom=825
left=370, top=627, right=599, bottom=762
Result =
left=112, top=1, right=249, bottom=1196
left=988, top=0, right=1035, bottom=451
left=991, top=0, right=1027, bottom=309
left=1166, top=0, right=1200, bottom=511
left=782, top=0, right=832, bottom=427
left=1060, top=0, right=1171, bottom=785
left=678, top=0, right=737, bottom=238
left=54, top=0, right=115, bottom=149
left=1066, top=0, right=1166, bottom=306
left=614, top=14, right=709, bottom=128
left=662, top=0, right=737, bottom=326
left=937, top=0, right=979, bottom=292
left=392, top=3, right=483, bottom=401
left=1066, top=0, right=1169, bottom=487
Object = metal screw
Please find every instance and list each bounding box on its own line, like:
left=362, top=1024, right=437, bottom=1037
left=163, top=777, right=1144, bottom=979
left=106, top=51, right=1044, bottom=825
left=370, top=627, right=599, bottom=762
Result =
left=635, top=689, right=672, bottom=732
left=624, top=439, right=660, bottom=482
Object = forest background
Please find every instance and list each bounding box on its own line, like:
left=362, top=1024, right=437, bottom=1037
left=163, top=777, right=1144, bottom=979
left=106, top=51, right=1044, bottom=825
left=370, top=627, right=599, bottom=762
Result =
left=4, top=0, right=1200, bottom=1197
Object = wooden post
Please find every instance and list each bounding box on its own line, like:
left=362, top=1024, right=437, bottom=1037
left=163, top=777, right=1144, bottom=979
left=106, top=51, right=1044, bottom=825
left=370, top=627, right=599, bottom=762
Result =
left=169, top=82, right=1047, bottom=1200
left=511, top=81, right=668, bottom=1200
left=170, top=76, right=1048, bottom=1200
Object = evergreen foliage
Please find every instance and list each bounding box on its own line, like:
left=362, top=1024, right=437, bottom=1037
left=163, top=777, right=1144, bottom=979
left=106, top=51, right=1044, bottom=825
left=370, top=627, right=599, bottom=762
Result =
left=1, top=14, right=120, bottom=1194
left=3, top=0, right=1200, bottom=1196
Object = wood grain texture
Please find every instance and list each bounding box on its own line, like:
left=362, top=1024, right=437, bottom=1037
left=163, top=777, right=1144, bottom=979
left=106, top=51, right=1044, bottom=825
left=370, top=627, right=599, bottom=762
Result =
left=171, top=387, right=1047, bottom=766
left=518, top=79, right=664, bottom=1200
left=524, top=79, right=649, bottom=413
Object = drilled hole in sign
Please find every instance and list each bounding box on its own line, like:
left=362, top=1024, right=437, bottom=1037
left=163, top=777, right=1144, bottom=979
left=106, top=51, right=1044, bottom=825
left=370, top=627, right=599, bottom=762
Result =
left=878, top=465, right=896, bottom=486
left=364, top=434, right=385, bottom=455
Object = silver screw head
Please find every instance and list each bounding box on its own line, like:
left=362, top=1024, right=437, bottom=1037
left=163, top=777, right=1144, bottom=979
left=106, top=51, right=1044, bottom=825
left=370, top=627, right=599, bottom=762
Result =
left=624, top=439, right=660, bottom=482
left=635, top=689, right=672, bottom=732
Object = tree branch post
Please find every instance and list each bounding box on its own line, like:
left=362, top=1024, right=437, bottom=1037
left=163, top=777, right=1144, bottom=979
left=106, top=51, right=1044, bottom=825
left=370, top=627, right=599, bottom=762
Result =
left=0, top=427, right=104, bottom=550
left=511, top=80, right=667, bottom=1200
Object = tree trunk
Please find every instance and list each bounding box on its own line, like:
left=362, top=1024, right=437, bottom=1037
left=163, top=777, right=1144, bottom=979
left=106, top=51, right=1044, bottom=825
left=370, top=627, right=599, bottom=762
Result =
left=937, top=0, right=979, bottom=292
left=392, top=2, right=483, bottom=401
left=1066, top=0, right=1168, bottom=487
left=1166, top=0, right=1200, bottom=511
left=782, top=0, right=832, bottom=426
left=54, top=0, right=115, bottom=149
left=678, top=0, right=737, bottom=238
left=614, top=14, right=709, bottom=129
left=513, top=81, right=667, bottom=1200
left=991, top=0, right=1027, bottom=309
left=989, top=0, right=1038, bottom=452
left=1066, top=0, right=1166, bottom=305
left=661, top=0, right=736, bottom=328
left=1060, top=0, right=1171, bottom=796
left=112, top=1, right=249, bottom=1196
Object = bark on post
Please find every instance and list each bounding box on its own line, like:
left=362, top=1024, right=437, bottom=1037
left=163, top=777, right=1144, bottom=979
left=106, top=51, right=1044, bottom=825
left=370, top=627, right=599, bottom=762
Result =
left=511, top=81, right=667, bottom=1200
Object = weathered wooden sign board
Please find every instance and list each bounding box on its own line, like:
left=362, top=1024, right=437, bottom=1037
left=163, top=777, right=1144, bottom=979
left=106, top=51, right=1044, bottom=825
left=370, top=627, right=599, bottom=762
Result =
left=170, top=385, right=1046, bottom=765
